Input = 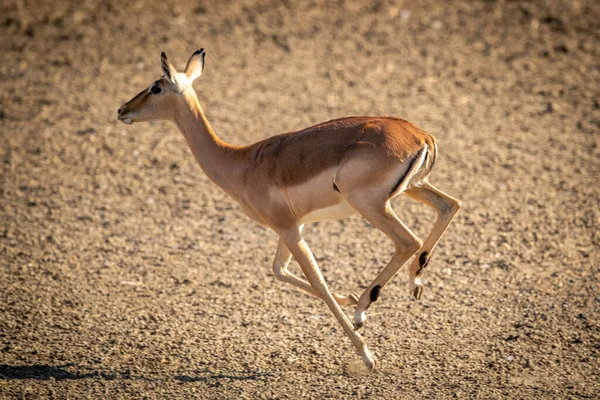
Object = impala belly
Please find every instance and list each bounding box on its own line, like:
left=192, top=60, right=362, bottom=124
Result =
left=300, top=199, right=355, bottom=223
left=280, top=167, right=356, bottom=223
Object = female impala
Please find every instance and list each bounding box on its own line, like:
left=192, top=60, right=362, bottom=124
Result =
left=117, top=49, right=461, bottom=370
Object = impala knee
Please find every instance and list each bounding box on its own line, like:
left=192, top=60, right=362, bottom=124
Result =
left=409, top=237, right=423, bottom=254
left=397, top=236, right=422, bottom=256
left=272, top=264, right=288, bottom=281
left=454, top=198, right=462, bottom=211
left=439, top=197, right=462, bottom=220
left=447, top=198, right=462, bottom=216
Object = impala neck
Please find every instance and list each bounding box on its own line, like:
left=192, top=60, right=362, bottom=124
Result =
left=173, top=89, right=243, bottom=198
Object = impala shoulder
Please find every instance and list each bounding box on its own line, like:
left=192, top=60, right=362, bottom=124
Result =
left=250, top=132, right=291, bottom=163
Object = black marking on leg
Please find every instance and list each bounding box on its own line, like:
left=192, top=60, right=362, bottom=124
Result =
left=417, top=251, right=429, bottom=276
left=369, top=284, right=381, bottom=303
left=419, top=251, right=429, bottom=268
left=333, top=182, right=340, bottom=192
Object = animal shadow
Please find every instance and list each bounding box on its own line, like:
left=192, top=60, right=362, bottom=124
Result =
left=0, top=364, right=118, bottom=381
left=0, top=364, right=276, bottom=383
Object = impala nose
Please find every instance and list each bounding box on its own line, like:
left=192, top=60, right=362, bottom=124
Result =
left=118, top=107, right=123, bottom=115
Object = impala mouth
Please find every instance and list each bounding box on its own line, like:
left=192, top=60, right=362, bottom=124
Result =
left=117, top=114, right=133, bottom=125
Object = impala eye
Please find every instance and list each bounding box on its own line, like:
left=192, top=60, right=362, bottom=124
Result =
left=150, top=86, right=162, bottom=94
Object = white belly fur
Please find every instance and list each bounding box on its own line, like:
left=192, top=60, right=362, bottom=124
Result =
left=278, top=167, right=356, bottom=223
left=299, top=200, right=355, bottom=223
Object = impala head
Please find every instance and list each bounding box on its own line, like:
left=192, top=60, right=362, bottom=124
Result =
left=117, top=49, right=206, bottom=125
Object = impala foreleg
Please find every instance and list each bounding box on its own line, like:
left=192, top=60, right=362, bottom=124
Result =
left=272, top=237, right=358, bottom=306
left=278, top=226, right=376, bottom=370
left=405, top=181, right=461, bottom=300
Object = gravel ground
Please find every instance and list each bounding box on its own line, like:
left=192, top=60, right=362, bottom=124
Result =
left=1, top=0, right=599, bottom=398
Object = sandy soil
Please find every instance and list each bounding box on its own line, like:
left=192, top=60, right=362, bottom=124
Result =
left=1, top=0, right=599, bottom=398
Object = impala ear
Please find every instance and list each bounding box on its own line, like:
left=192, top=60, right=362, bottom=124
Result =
left=160, top=52, right=177, bottom=81
left=184, top=49, right=205, bottom=82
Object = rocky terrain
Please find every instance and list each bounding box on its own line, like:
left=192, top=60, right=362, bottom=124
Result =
left=1, top=0, right=599, bottom=398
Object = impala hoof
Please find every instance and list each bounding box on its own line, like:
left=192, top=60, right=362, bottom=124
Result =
left=413, top=285, right=423, bottom=300
left=353, top=310, right=366, bottom=330
left=348, top=292, right=359, bottom=305
left=366, top=357, right=378, bottom=371
left=347, top=356, right=377, bottom=375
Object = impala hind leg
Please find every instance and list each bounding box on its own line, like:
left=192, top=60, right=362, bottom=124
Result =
left=272, top=237, right=358, bottom=306
left=279, top=226, right=376, bottom=370
left=346, top=199, right=422, bottom=329
left=405, top=181, right=461, bottom=300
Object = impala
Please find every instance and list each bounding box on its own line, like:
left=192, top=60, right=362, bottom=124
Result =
left=117, top=49, right=461, bottom=370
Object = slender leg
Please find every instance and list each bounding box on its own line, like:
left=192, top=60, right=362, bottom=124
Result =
left=272, top=237, right=358, bottom=306
left=332, top=146, right=427, bottom=327
left=278, top=226, right=376, bottom=370
left=405, top=181, right=461, bottom=299
left=345, top=200, right=422, bottom=329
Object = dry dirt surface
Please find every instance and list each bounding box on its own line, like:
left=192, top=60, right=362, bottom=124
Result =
left=1, top=0, right=599, bottom=398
